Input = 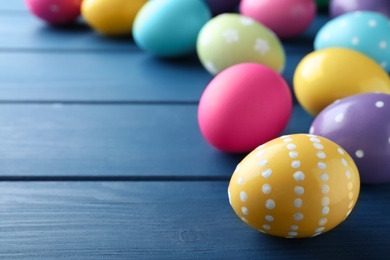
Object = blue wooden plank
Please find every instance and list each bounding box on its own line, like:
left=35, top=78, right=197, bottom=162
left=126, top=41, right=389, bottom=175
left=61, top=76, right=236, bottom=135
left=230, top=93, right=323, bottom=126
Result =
left=0, top=181, right=388, bottom=259
left=0, top=14, right=137, bottom=51
left=0, top=51, right=212, bottom=102
left=0, top=104, right=312, bottom=177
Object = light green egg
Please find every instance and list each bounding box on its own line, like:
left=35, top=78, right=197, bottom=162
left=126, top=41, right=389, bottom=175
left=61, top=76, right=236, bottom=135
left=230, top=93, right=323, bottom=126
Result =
left=197, top=13, right=285, bottom=75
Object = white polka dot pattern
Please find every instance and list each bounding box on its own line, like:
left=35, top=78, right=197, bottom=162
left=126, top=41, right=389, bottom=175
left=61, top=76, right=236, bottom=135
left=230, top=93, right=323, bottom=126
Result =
left=228, top=134, right=360, bottom=238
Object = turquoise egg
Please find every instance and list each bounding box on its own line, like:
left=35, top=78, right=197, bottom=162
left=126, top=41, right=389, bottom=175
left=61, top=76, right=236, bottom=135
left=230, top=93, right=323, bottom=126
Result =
left=314, top=11, right=390, bottom=72
left=132, top=0, right=211, bottom=57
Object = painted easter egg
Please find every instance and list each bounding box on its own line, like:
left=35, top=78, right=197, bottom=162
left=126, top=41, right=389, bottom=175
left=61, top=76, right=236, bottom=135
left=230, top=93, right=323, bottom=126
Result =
left=204, top=0, right=240, bottom=16
left=198, top=63, right=292, bottom=153
left=315, top=11, right=390, bottom=72
left=133, top=0, right=211, bottom=57
left=82, top=0, right=147, bottom=36
left=25, top=0, right=82, bottom=25
left=293, top=48, right=390, bottom=116
left=330, top=0, right=390, bottom=18
left=310, top=93, right=390, bottom=184
left=197, top=13, right=285, bottom=75
left=240, top=0, right=316, bottom=39
left=228, top=134, right=360, bottom=238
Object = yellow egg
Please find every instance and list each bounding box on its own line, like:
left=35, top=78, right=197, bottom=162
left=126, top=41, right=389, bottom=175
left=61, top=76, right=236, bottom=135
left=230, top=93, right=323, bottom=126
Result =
left=293, top=48, right=390, bottom=116
left=82, top=0, right=147, bottom=36
left=228, top=134, right=360, bottom=238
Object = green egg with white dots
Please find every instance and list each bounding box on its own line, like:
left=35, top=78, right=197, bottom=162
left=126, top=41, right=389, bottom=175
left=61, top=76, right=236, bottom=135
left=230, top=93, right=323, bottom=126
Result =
left=197, top=13, right=286, bottom=75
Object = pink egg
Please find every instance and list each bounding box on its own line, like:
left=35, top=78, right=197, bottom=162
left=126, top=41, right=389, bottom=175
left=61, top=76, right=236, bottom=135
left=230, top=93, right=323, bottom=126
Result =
left=240, top=0, right=316, bottom=39
left=198, top=63, right=293, bottom=153
left=25, top=0, right=82, bottom=25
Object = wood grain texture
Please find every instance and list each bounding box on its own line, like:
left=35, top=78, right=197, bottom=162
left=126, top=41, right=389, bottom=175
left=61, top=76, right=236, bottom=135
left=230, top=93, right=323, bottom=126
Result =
left=0, top=181, right=389, bottom=260
left=0, top=104, right=312, bottom=178
left=0, top=51, right=212, bottom=102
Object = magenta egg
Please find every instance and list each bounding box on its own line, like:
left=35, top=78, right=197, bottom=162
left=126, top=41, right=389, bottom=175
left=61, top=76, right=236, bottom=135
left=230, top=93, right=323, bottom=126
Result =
left=25, top=0, right=82, bottom=25
left=310, top=93, right=390, bottom=184
left=204, top=0, right=240, bottom=16
left=240, top=0, right=316, bottom=39
left=198, top=63, right=292, bottom=153
left=330, top=0, right=390, bottom=18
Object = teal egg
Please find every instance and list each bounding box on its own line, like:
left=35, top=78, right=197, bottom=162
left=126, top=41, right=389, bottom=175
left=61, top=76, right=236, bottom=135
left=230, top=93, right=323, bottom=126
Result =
left=315, top=11, right=390, bottom=72
left=132, top=0, right=211, bottom=57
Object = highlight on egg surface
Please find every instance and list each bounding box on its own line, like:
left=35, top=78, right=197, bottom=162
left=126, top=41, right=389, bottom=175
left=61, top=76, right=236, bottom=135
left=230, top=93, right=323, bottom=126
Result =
left=82, top=0, right=147, bottom=36
left=25, top=0, right=82, bottom=25
left=330, top=0, right=390, bottom=18
left=315, top=11, right=390, bottom=72
left=228, top=134, right=360, bottom=238
left=133, top=0, right=211, bottom=57
left=198, top=63, right=292, bottom=153
left=197, top=13, right=285, bottom=75
left=310, top=93, right=390, bottom=184
left=293, top=47, right=390, bottom=116
left=240, top=0, right=316, bottom=39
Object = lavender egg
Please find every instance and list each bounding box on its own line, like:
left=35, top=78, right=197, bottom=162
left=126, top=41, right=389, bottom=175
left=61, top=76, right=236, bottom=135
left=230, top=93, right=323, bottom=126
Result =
left=310, top=93, right=390, bottom=184
left=330, top=0, right=390, bottom=18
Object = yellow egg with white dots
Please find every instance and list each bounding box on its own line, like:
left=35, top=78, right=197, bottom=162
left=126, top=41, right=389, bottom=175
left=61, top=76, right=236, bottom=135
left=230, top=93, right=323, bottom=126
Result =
left=228, top=134, right=360, bottom=238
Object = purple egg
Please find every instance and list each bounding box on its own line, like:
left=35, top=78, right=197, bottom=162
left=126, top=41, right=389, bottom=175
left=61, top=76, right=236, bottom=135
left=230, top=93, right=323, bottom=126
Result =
left=310, top=93, right=390, bottom=184
left=330, top=0, right=390, bottom=18
left=204, top=0, right=240, bottom=16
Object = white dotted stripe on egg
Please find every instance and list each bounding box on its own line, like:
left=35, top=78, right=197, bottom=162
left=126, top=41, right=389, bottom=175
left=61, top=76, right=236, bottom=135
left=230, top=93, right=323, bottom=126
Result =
left=262, top=184, right=272, bottom=194
left=240, top=191, right=248, bottom=202
left=262, top=168, right=272, bottom=178
left=265, top=215, right=274, bottom=222
left=314, top=143, right=324, bottom=150
left=256, top=150, right=265, bottom=157
left=259, top=159, right=268, bottom=167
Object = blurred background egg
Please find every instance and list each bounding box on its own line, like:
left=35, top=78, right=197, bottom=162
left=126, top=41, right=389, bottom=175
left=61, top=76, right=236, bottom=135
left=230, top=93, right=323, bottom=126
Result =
left=310, top=93, right=390, bottom=184
left=82, top=0, right=147, bottom=36
left=240, top=0, right=316, bottom=39
left=198, top=63, right=292, bottom=153
left=133, top=0, right=211, bottom=57
left=25, top=0, right=82, bottom=25
left=204, top=0, right=240, bottom=16
left=315, top=11, right=390, bottom=72
left=293, top=48, right=390, bottom=116
left=197, top=14, right=285, bottom=75
left=228, top=134, right=360, bottom=238
left=330, top=0, right=390, bottom=18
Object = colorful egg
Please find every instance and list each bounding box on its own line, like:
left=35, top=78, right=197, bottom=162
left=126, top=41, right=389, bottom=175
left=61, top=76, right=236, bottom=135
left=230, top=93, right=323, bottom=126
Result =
left=310, top=93, right=390, bottom=184
left=82, top=0, right=147, bottom=36
left=228, top=134, right=360, bottom=238
left=293, top=48, right=390, bottom=116
left=204, top=0, right=240, bottom=16
left=330, top=0, right=390, bottom=18
left=197, top=13, right=285, bottom=75
left=25, top=0, right=82, bottom=25
left=315, top=11, right=390, bottom=72
left=198, top=63, right=292, bottom=153
left=132, top=0, right=211, bottom=57
left=240, top=0, right=316, bottom=39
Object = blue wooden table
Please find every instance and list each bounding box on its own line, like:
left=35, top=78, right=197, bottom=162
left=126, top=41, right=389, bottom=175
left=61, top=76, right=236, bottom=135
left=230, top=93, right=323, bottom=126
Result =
left=1, top=1, right=390, bottom=259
